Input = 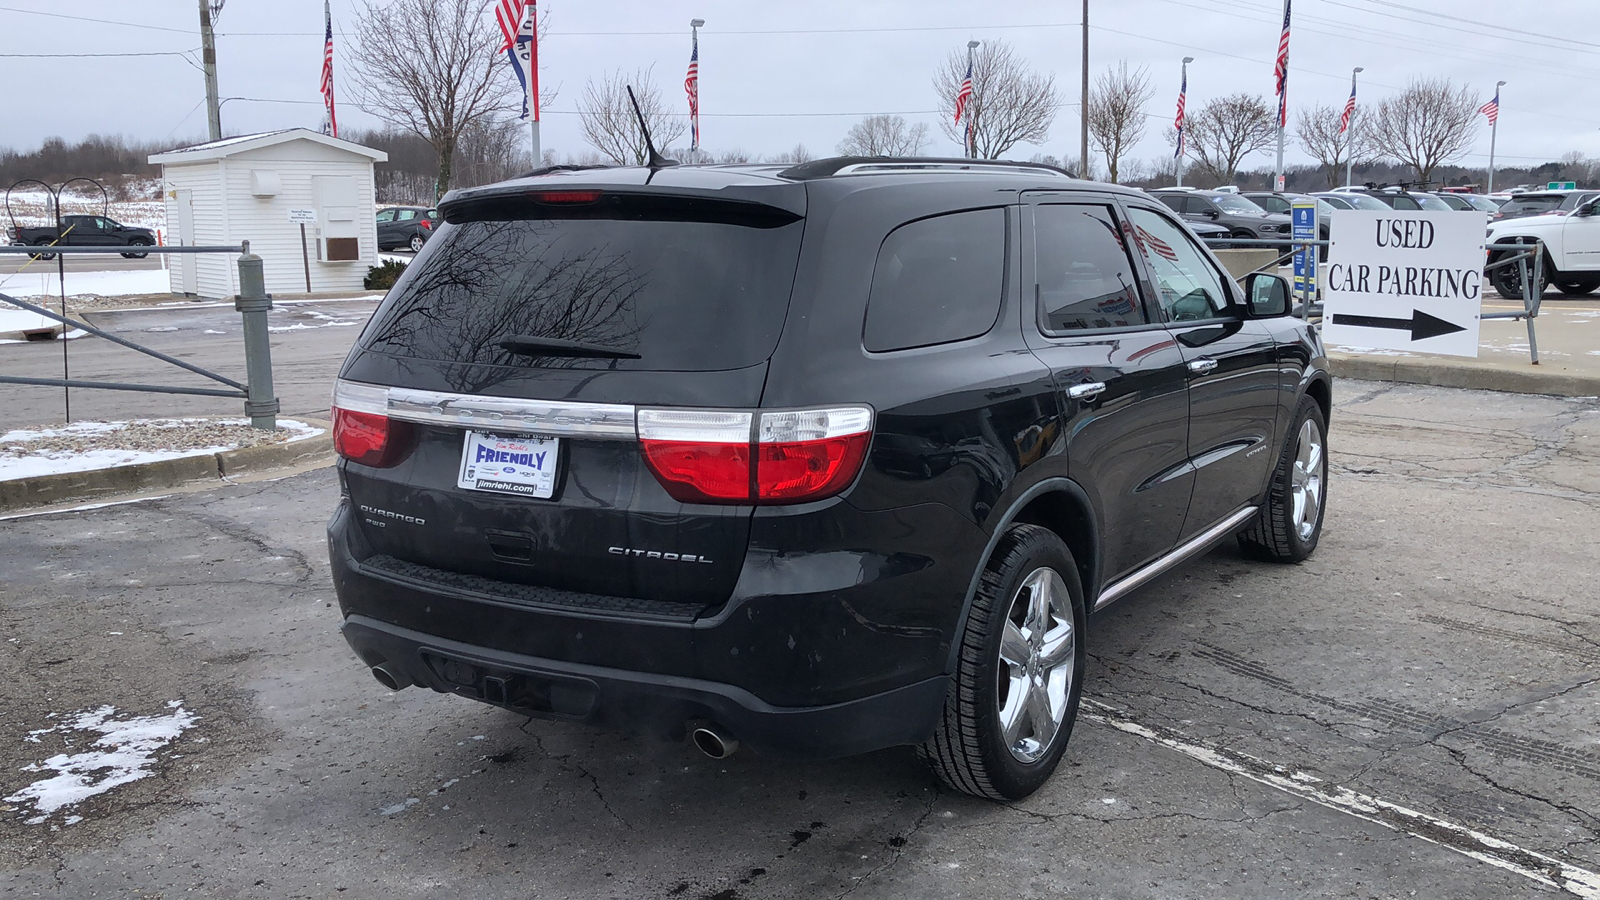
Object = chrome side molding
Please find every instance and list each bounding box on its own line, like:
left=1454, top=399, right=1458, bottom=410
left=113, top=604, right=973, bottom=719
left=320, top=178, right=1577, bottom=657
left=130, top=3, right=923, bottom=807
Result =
left=1093, top=505, right=1258, bottom=610
left=386, top=388, right=638, bottom=439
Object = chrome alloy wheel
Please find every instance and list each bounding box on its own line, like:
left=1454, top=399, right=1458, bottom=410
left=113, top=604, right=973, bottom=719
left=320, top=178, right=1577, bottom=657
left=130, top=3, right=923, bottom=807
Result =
left=1291, top=418, right=1325, bottom=542
left=996, top=567, right=1076, bottom=764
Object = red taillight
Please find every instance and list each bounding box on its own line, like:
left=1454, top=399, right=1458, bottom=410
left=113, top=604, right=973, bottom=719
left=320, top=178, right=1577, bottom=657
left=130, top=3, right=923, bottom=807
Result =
left=420, top=218, right=432, bottom=230
left=530, top=190, right=602, bottom=204
left=638, top=407, right=873, bottom=505
left=331, top=380, right=410, bottom=467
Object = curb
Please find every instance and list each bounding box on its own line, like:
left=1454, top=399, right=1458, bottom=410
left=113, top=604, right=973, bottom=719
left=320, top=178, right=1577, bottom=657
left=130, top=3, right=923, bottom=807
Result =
left=0, top=418, right=334, bottom=512
left=1330, top=353, right=1600, bottom=398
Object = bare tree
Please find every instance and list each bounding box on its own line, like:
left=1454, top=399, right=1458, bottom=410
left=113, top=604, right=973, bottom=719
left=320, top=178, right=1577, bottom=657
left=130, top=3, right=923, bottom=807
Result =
left=1176, top=93, right=1276, bottom=185
left=1295, top=104, right=1376, bottom=188
left=836, top=115, right=931, bottom=157
left=933, top=40, right=1061, bottom=159
left=1368, top=78, right=1479, bottom=183
left=766, top=143, right=814, bottom=164
left=347, top=0, right=538, bottom=200
left=1086, top=61, right=1153, bottom=183
left=578, top=68, right=687, bottom=165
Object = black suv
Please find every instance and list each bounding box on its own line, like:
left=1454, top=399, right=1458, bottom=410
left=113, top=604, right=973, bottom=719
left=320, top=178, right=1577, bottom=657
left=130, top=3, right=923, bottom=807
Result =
left=1150, top=187, right=1293, bottom=251
left=328, top=158, right=1331, bottom=800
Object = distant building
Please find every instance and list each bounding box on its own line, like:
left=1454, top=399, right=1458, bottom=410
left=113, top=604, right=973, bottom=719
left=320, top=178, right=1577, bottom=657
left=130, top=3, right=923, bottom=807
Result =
left=149, top=129, right=388, bottom=299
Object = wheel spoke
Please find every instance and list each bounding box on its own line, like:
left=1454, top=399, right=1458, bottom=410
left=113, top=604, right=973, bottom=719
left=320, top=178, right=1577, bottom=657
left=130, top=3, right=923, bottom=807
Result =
left=999, top=673, right=1029, bottom=747
left=1026, top=678, right=1060, bottom=750
left=1026, top=571, right=1052, bottom=639
left=1000, top=620, right=1031, bottom=668
left=1038, top=621, right=1074, bottom=669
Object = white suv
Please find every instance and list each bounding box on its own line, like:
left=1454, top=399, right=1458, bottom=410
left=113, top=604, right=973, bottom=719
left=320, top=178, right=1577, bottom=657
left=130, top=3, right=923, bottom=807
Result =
left=1486, top=195, right=1600, bottom=296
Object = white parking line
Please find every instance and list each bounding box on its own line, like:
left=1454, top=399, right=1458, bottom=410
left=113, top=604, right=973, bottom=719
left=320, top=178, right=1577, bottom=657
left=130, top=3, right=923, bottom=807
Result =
left=1082, top=699, right=1600, bottom=898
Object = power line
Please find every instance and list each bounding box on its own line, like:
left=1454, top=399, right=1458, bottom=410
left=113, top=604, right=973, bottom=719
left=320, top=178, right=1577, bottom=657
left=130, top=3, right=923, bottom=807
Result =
left=214, top=22, right=1087, bottom=38
left=1350, top=0, right=1600, bottom=51
left=0, top=4, right=192, bottom=34
left=0, top=50, right=195, bottom=59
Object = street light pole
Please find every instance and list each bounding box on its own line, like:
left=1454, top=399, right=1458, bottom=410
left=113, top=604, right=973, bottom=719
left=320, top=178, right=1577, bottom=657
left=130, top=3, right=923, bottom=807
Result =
left=1345, top=66, right=1363, bottom=188
left=1487, top=80, right=1506, bottom=194
left=1080, top=0, right=1090, bottom=179
left=1176, top=56, right=1193, bottom=188
left=966, top=40, right=980, bottom=159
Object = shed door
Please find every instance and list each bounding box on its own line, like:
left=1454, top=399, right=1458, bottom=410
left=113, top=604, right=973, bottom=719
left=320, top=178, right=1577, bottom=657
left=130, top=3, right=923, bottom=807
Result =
left=175, top=189, right=198, bottom=295
left=313, top=175, right=361, bottom=261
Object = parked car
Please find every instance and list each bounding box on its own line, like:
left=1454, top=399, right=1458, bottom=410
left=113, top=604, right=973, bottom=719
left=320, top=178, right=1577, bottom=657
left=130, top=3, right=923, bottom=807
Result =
left=10, top=214, right=156, bottom=260
left=1486, top=194, right=1600, bottom=297
left=1240, top=192, right=1335, bottom=259
left=1150, top=188, right=1294, bottom=251
left=377, top=206, right=438, bottom=252
left=1433, top=193, right=1502, bottom=213
left=328, top=157, right=1330, bottom=801
left=1186, top=217, right=1238, bottom=248
left=1350, top=187, right=1455, bottom=212
left=1312, top=191, right=1392, bottom=212
left=1492, top=190, right=1600, bottom=222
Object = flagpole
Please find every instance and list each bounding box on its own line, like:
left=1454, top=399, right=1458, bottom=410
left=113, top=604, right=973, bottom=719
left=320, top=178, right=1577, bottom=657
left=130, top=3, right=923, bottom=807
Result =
left=690, top=19, right=704, bottom=160
left=1274, top=0, right=1290, bottom=191
left=524, top=3, right=540, bottom=164
left=1345, top=66, right=1362, bottom=187
left=966, top=40, right=979, bottom=159
left=1175, top=56, right=1192, bottom=188
left=1487, top=80, right=1505, bottom=194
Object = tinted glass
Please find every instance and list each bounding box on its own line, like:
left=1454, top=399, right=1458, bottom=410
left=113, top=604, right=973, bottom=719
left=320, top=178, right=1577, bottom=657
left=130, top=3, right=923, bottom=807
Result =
left=363, top=215, right=803, bottom=371
left=1499, top=195, right=1564, bottom=215
left=1436, top=194, right=1471, bottom=210
left=1158, top=194, right=1185, bottom=213
left=865, top=208, right=1005, bottom=352
left=1215, top=195, right=1267, bottom=214
left=1391, top=196, right=1420, bottom=210
left=376, top=210, right=395, bottom=223
left=1317, top=195, right=1352, bottom=210
left=1464, top=195, right=1501, bottom=212
left=1034, top=205, right=1146, bottom=333
left=1414, top=194, right=1454, bottom=211
left=1252, top=195, right=1290, bottom=213
left=1343, top=193, right=1390, bottom=211
left=1127, top=207, right=1233, bottom=322
left=397, top=209, right=418, bottom=221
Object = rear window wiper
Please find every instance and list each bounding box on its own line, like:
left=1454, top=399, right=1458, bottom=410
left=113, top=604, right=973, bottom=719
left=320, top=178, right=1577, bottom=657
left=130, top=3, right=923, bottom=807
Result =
left=498, top=335, right=641, bottom=359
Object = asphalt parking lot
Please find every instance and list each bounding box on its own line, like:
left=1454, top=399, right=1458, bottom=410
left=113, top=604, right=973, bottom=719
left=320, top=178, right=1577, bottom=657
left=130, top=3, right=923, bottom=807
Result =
left=2, top=379, right=1597, bottom=899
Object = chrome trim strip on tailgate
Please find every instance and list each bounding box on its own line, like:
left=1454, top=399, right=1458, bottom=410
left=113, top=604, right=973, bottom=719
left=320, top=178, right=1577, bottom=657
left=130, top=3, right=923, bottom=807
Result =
left=386, top=388, right=638, bottom=439
left=1093, top=505, right=1258, bottom=610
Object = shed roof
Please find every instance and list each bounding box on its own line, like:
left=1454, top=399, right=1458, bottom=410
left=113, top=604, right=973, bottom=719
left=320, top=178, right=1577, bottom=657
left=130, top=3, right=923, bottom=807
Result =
left=148, top=128, right=388, bottom=164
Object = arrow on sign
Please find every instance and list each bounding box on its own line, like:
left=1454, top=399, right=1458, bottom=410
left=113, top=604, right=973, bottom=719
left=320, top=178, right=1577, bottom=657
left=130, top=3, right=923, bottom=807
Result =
left=1328, top=310, right=1467, bottom=342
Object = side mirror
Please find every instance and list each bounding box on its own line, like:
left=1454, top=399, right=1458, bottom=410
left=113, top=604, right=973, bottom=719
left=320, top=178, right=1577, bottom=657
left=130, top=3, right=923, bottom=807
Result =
left=1244, top=272, right=1290, bottom=318
left=1577, top=200, right=1599, bottom=218
left=1204, top=209, right=1221, bottom=219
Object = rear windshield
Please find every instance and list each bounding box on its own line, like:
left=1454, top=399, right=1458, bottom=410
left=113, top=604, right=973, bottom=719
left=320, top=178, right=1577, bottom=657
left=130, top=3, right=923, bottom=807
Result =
left=361, top=213, right=803, bottom=372
left=1499, top=195, right=1565, bottom=215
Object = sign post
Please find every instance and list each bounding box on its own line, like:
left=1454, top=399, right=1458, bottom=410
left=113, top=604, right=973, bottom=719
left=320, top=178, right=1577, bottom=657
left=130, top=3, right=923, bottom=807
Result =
left=1291, top=199, right=1318, bottom=309
left=288, top=208, right=318, bottom=293
left=1322, top=210, right=1486, bottom=357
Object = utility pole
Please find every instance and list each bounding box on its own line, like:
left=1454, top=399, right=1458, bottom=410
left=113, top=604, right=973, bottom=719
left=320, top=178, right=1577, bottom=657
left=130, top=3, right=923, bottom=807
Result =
left=198, top=0, right=222, bottom=141
left=1345, top=67, right=1363, bottom=188
left=1080, top=0, right=1090, bottom=179
left=1175, top=56, right=1193, bottom=188
left=1486, top=80, right=1506, bottom=194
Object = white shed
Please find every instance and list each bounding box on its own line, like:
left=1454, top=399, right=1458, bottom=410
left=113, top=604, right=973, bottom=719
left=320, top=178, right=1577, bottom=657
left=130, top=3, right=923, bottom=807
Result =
left=149, top=129, right=389, bottom=299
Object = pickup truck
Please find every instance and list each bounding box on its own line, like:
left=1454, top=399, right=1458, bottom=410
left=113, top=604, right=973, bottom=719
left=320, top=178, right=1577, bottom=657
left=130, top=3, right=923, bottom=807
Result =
left=9, top=215, right=157, bottom=260
left=1486, top=194, right=1600, bottom=296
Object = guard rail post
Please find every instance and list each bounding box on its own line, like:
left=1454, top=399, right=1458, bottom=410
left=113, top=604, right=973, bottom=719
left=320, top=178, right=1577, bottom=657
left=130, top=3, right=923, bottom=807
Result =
left=235, top=243, right=280, bottom=429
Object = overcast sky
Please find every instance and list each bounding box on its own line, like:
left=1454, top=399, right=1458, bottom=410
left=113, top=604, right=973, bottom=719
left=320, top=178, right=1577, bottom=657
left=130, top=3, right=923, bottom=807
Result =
left=3, top=0, right=1597, bottom=172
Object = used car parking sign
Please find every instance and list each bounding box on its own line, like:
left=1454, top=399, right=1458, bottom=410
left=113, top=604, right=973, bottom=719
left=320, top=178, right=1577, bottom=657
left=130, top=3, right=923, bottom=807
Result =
left=1322, top=210, right=1486, bottom=358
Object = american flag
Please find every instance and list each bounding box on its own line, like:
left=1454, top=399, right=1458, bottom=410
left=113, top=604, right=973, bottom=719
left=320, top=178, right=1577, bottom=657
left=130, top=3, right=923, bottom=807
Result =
left=495, top=0, right=525, bottom=53
left=954, top=60, right=974, bottom=125
left=1173, top=69, right=1187, bottom=159
left=319, top=0, right=336, bottom=138
left=499, top=1, right=538, bottom=121
left=1136, top=224, right=1180, bottom=263
left=1273, top=0, right=1291, bottom=128
left=685, top=30, right=700, bottom=150
left=1479, top=88, right=1500, bottom=126
left=1338, top=80, right=1357, bottom=134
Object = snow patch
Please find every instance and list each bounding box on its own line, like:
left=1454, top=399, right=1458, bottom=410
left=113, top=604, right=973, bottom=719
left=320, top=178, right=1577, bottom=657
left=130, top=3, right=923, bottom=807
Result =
left=0, top=268, right=171, bottom=299
left=5, top=702, right=198, bottom=823
left=0, top=418, right=322, bottom=482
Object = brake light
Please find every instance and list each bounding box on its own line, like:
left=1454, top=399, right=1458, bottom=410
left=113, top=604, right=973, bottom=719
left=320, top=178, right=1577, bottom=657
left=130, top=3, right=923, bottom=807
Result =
left=530, top=190, right=602, bottom=204
left=332, top=380, right=410, bottom=467
left=638, top=407, right=873, bottom=505
left=420, top=218, right=432, bottom=230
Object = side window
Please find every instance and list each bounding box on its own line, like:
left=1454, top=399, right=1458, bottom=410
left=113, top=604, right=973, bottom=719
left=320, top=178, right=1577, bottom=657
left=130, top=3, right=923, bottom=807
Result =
left=1158, top=194, right=1185, bottom=213
left=1126, top=207, right=1235, bottom=323
left=97, top=217, right=116, bottom=230
left=1393, top=196, right=1420, bottom=211
left=1034, top=204, right=1147, bottom=333
left=1186, top=197, right=1212, bottom=216
left=376, top=209, right=395, bottom=223
left=1258, top=196, right=1288, bottom=214
left=397, top=209, right=418, bottom=221
left=864, top=208, right=1005, bottom=353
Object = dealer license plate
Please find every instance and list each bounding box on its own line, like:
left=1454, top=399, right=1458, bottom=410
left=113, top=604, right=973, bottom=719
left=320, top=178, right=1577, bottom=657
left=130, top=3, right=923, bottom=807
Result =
left=456, top=431, right=560, bottom=499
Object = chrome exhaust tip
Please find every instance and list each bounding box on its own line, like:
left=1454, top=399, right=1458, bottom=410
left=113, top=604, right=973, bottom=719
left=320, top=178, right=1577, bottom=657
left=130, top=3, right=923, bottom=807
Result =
left=371, top=664, right=408, bottom=691
left=690, top=724, right=739, bottom=759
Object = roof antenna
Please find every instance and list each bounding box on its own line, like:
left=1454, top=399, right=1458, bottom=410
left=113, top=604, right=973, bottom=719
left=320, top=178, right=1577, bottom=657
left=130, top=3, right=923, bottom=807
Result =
left=626, top=85, right=677, bottom=171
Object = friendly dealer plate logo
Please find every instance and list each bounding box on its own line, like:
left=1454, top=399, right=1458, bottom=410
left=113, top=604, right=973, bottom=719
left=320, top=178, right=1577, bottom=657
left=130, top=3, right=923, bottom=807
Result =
left=457, top=431, right=560, bottom=499
left=1322, top=209, right=1487, bottom=358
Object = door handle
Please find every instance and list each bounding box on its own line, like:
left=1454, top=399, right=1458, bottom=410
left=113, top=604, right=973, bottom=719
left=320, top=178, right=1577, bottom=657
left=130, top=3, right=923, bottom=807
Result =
left=1067, top=382, right=1106, bottom=401
left=1187, top=358, right=1219, bottom=375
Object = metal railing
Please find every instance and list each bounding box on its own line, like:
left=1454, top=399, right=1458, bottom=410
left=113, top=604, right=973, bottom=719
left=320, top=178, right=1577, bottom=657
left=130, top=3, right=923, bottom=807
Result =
left=0, top=241, right=280, bottom=428
left=1204, top=236, right=1547, bottom=364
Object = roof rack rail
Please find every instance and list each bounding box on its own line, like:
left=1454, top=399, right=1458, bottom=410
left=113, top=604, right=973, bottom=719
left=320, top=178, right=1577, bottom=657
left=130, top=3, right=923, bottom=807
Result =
left=777, top=156, right=1076, bottom=181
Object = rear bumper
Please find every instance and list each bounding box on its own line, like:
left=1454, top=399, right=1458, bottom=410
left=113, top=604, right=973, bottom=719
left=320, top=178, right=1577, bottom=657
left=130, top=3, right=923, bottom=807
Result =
left=340, top=614, right=948, bottom=760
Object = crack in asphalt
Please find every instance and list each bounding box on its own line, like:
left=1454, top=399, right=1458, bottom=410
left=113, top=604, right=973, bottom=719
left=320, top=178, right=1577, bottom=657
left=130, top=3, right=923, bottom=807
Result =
left=829, top=788, right=939, bottom=900
left=518, top=722, right=632, bottom=831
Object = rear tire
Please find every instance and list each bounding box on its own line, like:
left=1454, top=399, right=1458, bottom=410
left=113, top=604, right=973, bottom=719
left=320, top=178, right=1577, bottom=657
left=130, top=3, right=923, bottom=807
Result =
left=1490, top=245, right=1548, bottom=298
left=919, top=524, right=1086, bottom=801
left=1556, top=277, right=1600, bottom=296
left=121, top=238, right=151, bottom=259
left=1239, top=394, right=1328, bottom=563
left=30, top=238, right=56, bottom=261
left=408, top=234, right=426, bottom=253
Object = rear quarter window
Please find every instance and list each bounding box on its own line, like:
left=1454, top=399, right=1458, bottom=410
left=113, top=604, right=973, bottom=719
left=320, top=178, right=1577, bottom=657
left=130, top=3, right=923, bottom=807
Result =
left=863, top=208, right=1006, bottom=353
